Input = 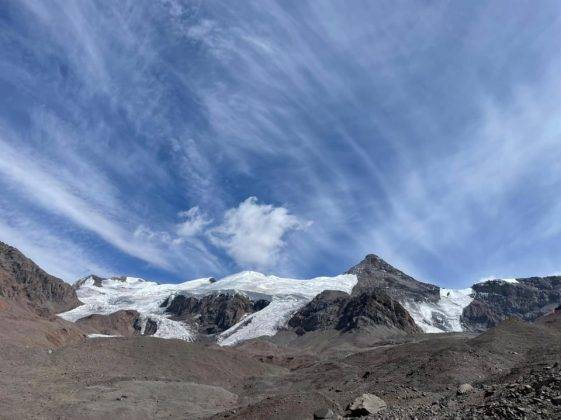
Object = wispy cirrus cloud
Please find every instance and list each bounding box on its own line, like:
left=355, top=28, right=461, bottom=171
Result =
left=1, top=0, right=561, bottom=285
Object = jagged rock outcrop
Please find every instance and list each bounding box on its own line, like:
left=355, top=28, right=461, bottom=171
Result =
left=347, top=254, right=439, bottom=303
left=76, top=310, right=142, bottom=336
left=73, top=274, right=104, bottom=289
left=462, top=277, right=561, bottom=331
left=337, top=290, right=421, bottom=333
left=165, top=293, right=270, bottom=335
left=143, top=318, right=158, bottom=335
left=0, top=241, right=81, bottom=316
left=288, top=289, right=421, bottom=335
left=288, top=290, right=351, bottom=332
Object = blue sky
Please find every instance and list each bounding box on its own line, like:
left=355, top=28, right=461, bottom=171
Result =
left=1, top=1, right=561, bottom=287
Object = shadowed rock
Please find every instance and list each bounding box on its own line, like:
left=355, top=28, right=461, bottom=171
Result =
left=73, top=275, right=105, bottom=289
left=166, top=293, right=270, bottom=335
left=462, top=277, right=561, bottom=331
left=0, top=241, right=81, bottom=316
left=289, top=288, right=421, bottom=335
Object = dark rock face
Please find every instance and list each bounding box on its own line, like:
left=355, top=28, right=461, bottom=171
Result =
left=166, top=293, right=270, bottom=335
left=347, top=254, right=440, bottom=303
left=288, top=289, right=421, bottom=335
left=337, top=290, right=421, bottom=333
left=462, top=277, right=561, bottom=331
left=0, top=241, right=81, bottom=316
left=288, top=290, right=351, bottom=333
left=132, top=317, right=158, bottom=336
left=143, top=318, right=158, bottom=335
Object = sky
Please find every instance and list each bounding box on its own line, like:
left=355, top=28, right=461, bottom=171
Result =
left=1, top=1, right=561, bottom=287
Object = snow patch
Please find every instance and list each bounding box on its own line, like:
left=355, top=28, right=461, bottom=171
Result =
left=218, top=295, right=307, bottom=346
left=87, top=334, right=122, bottom=338
left=501, top=278, right=519, bottom=284
left=476, top=277, right=519, bottom=285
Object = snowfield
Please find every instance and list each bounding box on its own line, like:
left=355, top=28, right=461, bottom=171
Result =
left=403, top=277, right=519, bottom=333
left=59, top=272, right=358, bottom=345
left=402, top=287, right=474, bottom=333
left=60, top=272, right=514, bottom=340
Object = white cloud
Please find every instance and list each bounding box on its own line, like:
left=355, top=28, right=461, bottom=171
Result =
left=177, top=206, right=212, bottom=237
left=209, top=197, right=310, bottom=270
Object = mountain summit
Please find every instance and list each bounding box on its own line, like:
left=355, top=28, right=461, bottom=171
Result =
left=346, top=254, right=440, bottom=302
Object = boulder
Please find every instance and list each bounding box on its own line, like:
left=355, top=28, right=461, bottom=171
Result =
left=457, top=383, right=474, bottom=395
left=348, top=393, right=387, bottom=415
left=313, top=407, right=336, bottom=419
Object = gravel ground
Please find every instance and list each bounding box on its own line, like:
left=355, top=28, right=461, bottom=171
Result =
left=2, top=309, right=561, bottom=419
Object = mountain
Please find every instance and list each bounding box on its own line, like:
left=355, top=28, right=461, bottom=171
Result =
left=0, top=241, right=80, bottom=315
left=0, top=241, right=84, bottom=348
left=347, top=254, right=440, bottom=302
left=61, top=260, right=431, bottom=344
left=59, top=272, right=359, bottom=345
left=3, top=240, right=561, bottom=418
left=55, top=251, right=561, bottom=344
left=461, top=277, right=561, bottom=331
left=288, top=289, right=421, bottom=335
left=345, top=254, right=474, bottom=333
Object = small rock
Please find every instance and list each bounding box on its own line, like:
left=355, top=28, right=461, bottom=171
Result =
left=348, top=393, right=387, bottom=415
left=457, top=383, right=474, bottom=395
left=551, top=397, right=561, bottom=406
left=313, top=408, right=335, bottom=419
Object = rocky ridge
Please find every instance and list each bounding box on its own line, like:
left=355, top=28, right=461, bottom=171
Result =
left=164, top=292, right=271, bottom=335
left=288, top=289, right=421, bottom=336
left=0, top=241, right=80, bottom=316
left=347, top=254, right=440, bottom=302
left=462, top=277, right=561, bottom=331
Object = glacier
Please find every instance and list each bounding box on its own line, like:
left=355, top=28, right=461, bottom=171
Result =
left=59, top=272, right=358, bottom=345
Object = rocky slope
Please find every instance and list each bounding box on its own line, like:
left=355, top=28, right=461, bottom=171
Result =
left=345, top=254, right=474, bottom=333
left=2, top=241, right=561, bottom=418
left=0, top=241, right=81, bottom=315
left=0, top=242, right=85, bottom=348
left=461, top=277, right=561, bottom=331
left=59, top=272, right=358, bottom=345
left=165, top=293, right=270, bottom=335
left=59, top=253, right=561, bottom=342
left=347, top=254, right=440, bottom=302
left=288, top=289, right=421, bottom=335
left=76, top=310, right=143, bottom=337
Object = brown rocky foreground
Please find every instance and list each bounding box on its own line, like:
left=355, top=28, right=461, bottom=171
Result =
left=2, top=312, right=561, bottom=419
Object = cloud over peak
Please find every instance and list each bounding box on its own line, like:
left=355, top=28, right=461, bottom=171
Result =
left=209, top=197, right=310, bottom=270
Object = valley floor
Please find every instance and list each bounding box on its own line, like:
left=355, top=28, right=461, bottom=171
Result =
left=2, top=317, right=561, bottom=419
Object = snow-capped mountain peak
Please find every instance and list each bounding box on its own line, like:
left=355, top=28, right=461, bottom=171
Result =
left=59, top=271, right=357, bottom=345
